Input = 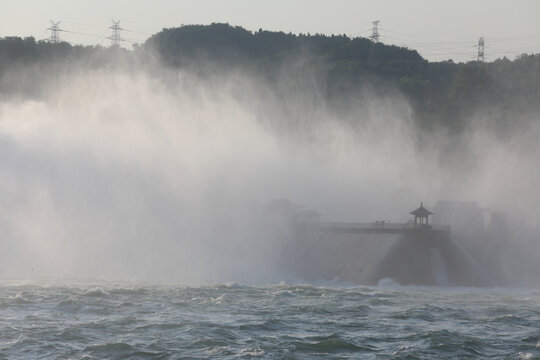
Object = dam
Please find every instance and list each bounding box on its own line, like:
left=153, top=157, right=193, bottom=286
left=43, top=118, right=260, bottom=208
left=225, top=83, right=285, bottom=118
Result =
left=279, top=202, right=494, bottom=287
left=315, top=203, right=448, bottom=236
left=317, top=222, right=449, bottom=235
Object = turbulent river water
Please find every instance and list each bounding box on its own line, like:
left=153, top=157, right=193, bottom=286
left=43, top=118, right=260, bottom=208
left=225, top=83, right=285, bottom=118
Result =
left=0, top=280, right=539, bottom=359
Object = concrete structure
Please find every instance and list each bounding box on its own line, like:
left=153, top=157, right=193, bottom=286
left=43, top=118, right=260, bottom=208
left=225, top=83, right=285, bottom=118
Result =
left=311, top=203, right=446, bottom=237
left=284, top=202, right=496, bottom=287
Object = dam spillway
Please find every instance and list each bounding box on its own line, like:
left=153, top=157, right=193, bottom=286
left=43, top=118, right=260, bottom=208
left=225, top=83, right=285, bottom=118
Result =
left=280, top=202, right=494, bottom=287
left=285, top=222, right=491, bottom=287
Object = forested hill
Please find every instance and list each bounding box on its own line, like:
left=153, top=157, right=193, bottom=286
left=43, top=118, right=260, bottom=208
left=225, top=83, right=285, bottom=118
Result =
left=1, top=23, right=540, bottom=133
left=143, top=23, right=423, bottom=64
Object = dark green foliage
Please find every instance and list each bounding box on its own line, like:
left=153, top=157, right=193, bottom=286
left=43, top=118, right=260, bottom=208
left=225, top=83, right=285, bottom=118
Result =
left=0, top=24, right=539, bottom=134
left=0, top=36, right=135, bottom=99
left=143, top=23, right=422, bottom=66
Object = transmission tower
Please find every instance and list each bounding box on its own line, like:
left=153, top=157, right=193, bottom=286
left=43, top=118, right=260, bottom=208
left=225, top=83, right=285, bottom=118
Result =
left=108, top=19, right=123, bottom=47
left=477, top=37, right=485, bottom=62
left=367, top=20, right=380, bottom=63
left=47, top=20, right=63, bottom=43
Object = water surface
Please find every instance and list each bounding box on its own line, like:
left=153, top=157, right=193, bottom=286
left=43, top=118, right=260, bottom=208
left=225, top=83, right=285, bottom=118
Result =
left=0, top=280, right=538, bottom=359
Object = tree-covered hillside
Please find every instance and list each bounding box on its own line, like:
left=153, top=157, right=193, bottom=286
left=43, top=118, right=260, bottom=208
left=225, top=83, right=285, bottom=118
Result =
left=143, top=23, right=423, bottom=65
left=1, top=23, right=539, bottom=134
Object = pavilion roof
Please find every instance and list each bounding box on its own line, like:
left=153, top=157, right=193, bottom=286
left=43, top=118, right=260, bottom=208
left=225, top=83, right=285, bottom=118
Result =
left=409, top=202, right=434, bottom=217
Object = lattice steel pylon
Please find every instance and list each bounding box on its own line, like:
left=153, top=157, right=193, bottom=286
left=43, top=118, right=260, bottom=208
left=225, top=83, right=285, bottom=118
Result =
left=367, top=20, right=380, bottom=64
left=477, top=37, right=485, bottom=62
left=47, top=20, right=63, bottom=43
left=108, top=19, right=123, bottom=47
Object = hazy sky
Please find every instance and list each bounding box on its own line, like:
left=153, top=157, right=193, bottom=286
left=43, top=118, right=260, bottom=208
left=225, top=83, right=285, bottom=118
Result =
left=1, top=0, right=539, bottom=62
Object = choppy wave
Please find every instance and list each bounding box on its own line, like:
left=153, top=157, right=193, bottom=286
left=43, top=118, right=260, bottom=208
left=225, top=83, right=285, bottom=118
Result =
left=0, top=280, right=538, bottom=359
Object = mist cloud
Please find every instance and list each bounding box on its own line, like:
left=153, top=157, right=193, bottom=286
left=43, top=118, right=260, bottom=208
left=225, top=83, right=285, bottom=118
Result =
left=0, top=59, right=538, bottom=284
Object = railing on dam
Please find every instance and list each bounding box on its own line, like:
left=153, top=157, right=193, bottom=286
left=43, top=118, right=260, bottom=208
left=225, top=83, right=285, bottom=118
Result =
left=315, top=222, right=450, bottom=234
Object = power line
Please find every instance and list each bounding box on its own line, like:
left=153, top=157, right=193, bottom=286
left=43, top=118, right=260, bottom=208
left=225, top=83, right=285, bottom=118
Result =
left=349, top=28, right=373, bottom=37
left=123, top=28, right=151, bottom=36
left=374, top=26, right=540, bottom=61
left=380, top=34, right=475, bottom=51
left=63, top=29, right=105, bottom=39
left=381, top=27, right=475, bottom=45
left=38, top=19, right=540, bottom=60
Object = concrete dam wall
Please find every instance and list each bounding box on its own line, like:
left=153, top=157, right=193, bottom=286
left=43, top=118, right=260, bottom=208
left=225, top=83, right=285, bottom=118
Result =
left=284, top=224, right=493, bottom=287
left=267, top=199, right=540, bottom=287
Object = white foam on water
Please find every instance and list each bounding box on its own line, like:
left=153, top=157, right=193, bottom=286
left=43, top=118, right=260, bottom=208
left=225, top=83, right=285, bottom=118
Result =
left=82, top=287, right=109, bottom=297
left=377, top=277, right=401, bottom=288
left=239, top=347, right=265, bottom=357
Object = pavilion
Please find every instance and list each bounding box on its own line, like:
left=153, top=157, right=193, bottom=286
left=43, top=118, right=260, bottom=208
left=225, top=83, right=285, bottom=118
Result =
left=410, top=202, right=433, bottom=226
